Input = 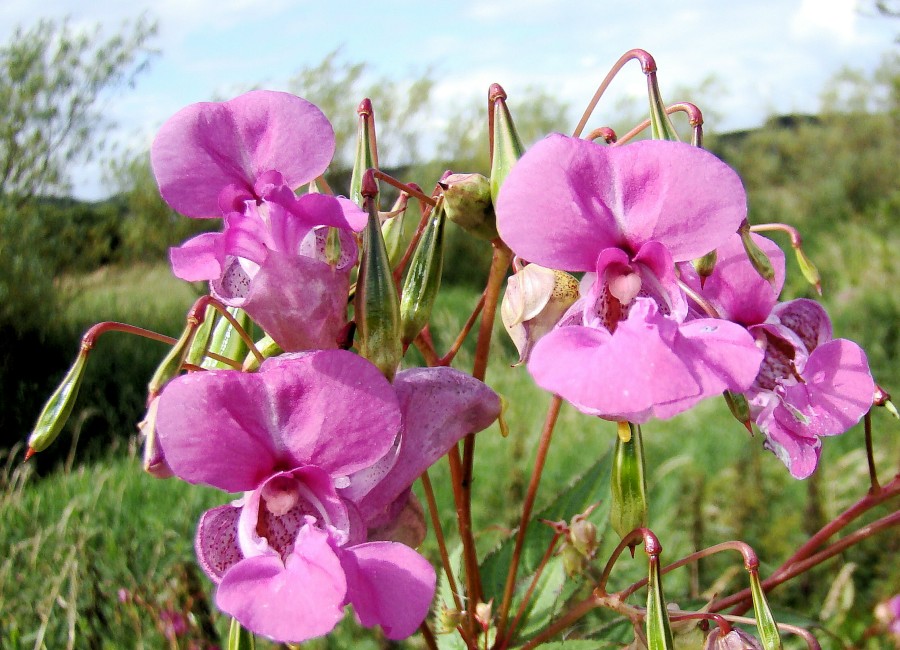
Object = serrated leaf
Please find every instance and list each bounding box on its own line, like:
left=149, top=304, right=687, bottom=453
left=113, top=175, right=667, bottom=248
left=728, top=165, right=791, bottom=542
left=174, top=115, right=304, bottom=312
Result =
left=479, top=443, right=615, bottom=607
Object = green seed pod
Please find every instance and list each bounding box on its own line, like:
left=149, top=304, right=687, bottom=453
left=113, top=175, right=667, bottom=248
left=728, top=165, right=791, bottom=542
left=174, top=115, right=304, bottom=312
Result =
left=381, top=193, right=412, bottom=270
left=795, top=246, right=821, bottom=294
left=739, top=225, right=775, bottom=282
left=440, top=172, right=498, bottom=241
left=241, top=335, right=283, bottom=372
left=185, top=304, right=217, bottom=366
left=489, top=84, right=525, bottom=204
left=148, top=321, right=199, bottom=396
left=646, top=555, right=676, bottom=650
left=749, top=570, right=783, bottom=650
left=610, top=422, right=649, bottom=539
left=227, top=617, right=256, bottom=650
left=349, top=98, right=378, bottom=208
left=723, top=390, right=752, bottom=431
left=201, top=307, right=252, bottom=370
left=27, top=348, right=89, bottom=455
left=355, top=172, right=402, bottom=380
left=400, top=199, right=446, bottom=346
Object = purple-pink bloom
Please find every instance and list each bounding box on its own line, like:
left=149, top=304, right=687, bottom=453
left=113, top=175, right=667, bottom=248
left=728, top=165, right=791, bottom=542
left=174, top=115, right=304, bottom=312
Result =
left=156, top=350, right=500, bottom=643
left=496, top=134, right=763, bottom=422
left=685, top=234, right=874, bottom=478
left=152, top=90, right=366, bottom=351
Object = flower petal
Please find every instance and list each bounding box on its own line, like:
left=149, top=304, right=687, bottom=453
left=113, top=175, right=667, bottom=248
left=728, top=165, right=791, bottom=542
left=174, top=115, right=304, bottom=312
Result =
left=216, top=524, right=347, bottom=643
left=257, top=350, right=402, bottom=477
left=169, top=232, right=225, bottom=282
left=196, top=503, right=243, bottom=584
left=496, top=135, right=746, bottom=270
left=151, top=90, right=335, bottom=218
left=683, top=233, right=785, bottom=325
left=223, top=250, right=351, bottom=351
left=156, top=370, right=280, bottom=491
left=341, top=541, right=436, bottom=640
left=346, top=367, right=501, bottom=524
left=528, top=300, right=703, bottom=422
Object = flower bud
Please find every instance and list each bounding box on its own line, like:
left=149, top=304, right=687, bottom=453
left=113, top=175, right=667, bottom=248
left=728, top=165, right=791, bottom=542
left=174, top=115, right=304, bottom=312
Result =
left=355, top=170, right=402, bottom=380
left=501, top=263, right=580, bottom=365
left=748, top=570, right=783, bottom=650
left=474, top=600, right=493, bottom=632
left=489, top=84, right=525, bottom=203
left=400, top=199, right=446, bottom=346
left=561, top=543, right=588, bottom=578
left=435, top=606, right=464, bottom=634
left=692, top=250, right=717, bottom=287
left=568, top=517, right=599, bottom=558
left=704, top=628, right=763, bottom=650
left=610, top=422, right=649, bottom=540
left=27, top=348, right=89, bottom=456
left=227, top=617, right=256, bottom=650
left=440, top=173, right=498, bottom=241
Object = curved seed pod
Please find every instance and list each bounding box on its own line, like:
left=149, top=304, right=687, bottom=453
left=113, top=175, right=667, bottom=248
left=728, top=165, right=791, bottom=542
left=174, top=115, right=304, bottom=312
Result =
left=749, top=570, right=783, bottom=650
left=646, top=554, right=676, bottom=650
left=27, top=349, right=89, bottom=455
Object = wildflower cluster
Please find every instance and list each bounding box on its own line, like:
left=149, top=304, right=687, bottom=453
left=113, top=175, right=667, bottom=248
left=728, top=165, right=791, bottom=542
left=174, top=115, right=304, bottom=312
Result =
left=27, top=49, right=897, bottom=649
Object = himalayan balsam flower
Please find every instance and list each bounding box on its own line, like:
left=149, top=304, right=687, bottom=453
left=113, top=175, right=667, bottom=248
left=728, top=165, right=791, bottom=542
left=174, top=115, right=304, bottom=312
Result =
left=496, top=134, right=763, bottom=422
left=156, top=349, right=500, bottom=643
left=684, top=233, right=874, bottom=478
left=151, top=90, right=366, bottom=351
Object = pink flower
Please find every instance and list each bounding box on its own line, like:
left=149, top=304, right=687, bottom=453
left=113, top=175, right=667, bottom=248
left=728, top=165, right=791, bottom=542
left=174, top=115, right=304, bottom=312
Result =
left=151, top=90, right=366, bottom=351
left=155, top=350, right=500, bottom=643
left=684, top=234, right=874, bottom=478
left=495, top=135, right=763, bottom=422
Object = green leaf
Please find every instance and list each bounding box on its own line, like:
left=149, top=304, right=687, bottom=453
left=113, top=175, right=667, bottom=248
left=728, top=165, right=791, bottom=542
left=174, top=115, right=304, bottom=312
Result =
left=479, top=443, right=615, bottom=605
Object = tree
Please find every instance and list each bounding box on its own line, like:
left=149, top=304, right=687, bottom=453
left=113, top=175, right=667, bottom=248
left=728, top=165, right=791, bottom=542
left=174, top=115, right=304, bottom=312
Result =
left=0, top=15, right=157, bottom=206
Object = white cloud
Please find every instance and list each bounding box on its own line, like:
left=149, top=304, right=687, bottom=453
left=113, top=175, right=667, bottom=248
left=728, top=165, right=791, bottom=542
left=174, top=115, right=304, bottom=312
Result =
left=791, top=0, right=860, bottom=43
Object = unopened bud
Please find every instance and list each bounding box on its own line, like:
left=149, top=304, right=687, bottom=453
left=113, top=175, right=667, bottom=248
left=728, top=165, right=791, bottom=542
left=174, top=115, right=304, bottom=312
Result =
left=692, top=250, right=717, bottom=287
left=400, top=199, right=446, bottom=346
left=561, top=543, right=588, bottom=578
left=27, top=349, right=89, bottom=455
left=435, top=606, right=464, bottom=634
left=440, top=173, right=498, bottom=241
left=611, top=422, right=648, bottom=540
left=704, top=628, right=763, bottom=650
left=474, top=601, right=493, bottom=632
left=568, top=517, right=599, bottom=558
left=501, top=263, right=580, bottom=365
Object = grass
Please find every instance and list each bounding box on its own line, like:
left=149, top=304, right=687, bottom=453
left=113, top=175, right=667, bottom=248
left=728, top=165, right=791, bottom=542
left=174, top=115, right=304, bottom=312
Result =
left=2, top=254, right=898, bottom=648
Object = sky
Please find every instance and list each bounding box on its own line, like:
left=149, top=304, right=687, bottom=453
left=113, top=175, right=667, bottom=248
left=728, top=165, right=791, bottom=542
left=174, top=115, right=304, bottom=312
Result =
left=0, top=0, right=897, bottom=200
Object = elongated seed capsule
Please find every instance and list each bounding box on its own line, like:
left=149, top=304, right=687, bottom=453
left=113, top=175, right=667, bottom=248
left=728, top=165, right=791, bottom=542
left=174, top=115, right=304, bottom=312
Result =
left=27, top=348, right=89, bottom=456
left=400, top=198, right=447, bottom=346
left=610, top=422, right=649, bottom=540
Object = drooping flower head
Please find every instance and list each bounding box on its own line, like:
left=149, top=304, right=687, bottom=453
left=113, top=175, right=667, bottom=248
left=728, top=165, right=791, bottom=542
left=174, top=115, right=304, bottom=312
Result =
left=496, top=134, right=763, bottom=422
left=152, top=90, right=366, bottom=351
left=155, top=350, right=500, bottom=643
left=686, top=234, right=874, bottom=478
